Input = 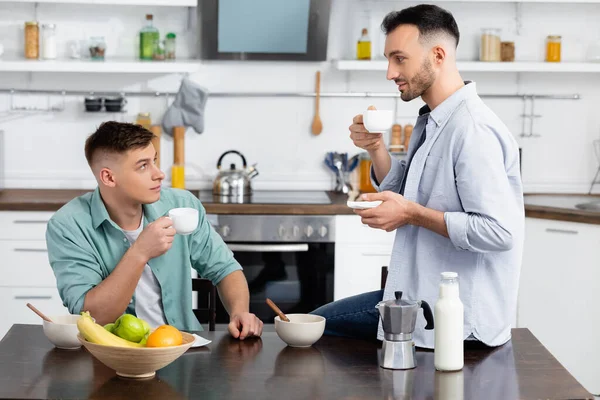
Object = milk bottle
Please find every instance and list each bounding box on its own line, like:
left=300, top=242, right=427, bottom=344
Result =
left=434, top=272, right=464, bottom=371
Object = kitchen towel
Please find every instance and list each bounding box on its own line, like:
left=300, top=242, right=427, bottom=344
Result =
left=162, top=77, right=209, bottom=136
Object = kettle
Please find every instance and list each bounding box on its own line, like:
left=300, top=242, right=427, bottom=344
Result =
left=213, top=150, right=259, bottom=198
left=376, top=291, right=434, bottom=370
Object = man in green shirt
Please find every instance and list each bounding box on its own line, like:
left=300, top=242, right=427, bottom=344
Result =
left=46, top=121, right=263, bottom=339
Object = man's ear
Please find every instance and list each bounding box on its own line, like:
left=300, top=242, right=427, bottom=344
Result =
left=99, top=167, right=117, bottom=188
left=432, top=45, right=446, bottom=66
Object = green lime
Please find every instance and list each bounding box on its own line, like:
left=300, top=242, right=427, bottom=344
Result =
left=112, top=314, right=147, bottom=343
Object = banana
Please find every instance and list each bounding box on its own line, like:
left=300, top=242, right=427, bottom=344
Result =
left=77, top=311, right=144, bottom=348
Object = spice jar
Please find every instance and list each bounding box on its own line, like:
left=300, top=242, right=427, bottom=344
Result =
left=24, top=21, right=39, bottom=59
left=41, top=24, right=57, bottom=60
left=501, top=41, right=515, bottom=62
left=545, top=35, right=561, bottom=62
left=89, top=36, right=106, bottom=60
left=480, top=28, right=501, bottom=62
left=136, top=112, right=152, bottom=130
left=165, top=32, right=176, bottom=60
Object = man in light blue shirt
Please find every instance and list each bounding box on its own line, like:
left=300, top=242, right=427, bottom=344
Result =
left=312, top=5, right=524, bottom=349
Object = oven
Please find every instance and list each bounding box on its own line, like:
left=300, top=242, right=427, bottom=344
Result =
left=207, top=214, right=335, bottom=324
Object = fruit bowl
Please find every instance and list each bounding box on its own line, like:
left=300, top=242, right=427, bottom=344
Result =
left=77, top=331, right=195, bottom=379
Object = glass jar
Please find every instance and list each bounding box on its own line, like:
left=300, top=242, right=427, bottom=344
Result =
left=500, top=41, right=515, bottom=62
left=24, top=21, right=39, bottom=59
left=480, top=28, right=501, bottom=62
left=41, top=24, right=57, bottom=60
left=359, top=152, right=376, bottom=193
left=165, top=32, right=176, bottom=60
left=136, top=112, right=152, bottom=130
left=545, top=35, right=561, bottom=62
left=152, top=39, right=165, bottom=61
left=89, top=36, right=106, bottom=60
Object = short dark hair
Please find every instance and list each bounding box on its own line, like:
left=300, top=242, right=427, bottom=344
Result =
left=381, top=4, right=460, bottom=47
left=84, top=121, right=155, bottom=166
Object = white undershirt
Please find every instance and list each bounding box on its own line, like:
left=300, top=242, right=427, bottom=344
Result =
left=123, top=214, right=167, bottom=328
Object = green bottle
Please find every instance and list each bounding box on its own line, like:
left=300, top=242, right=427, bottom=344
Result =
left=140, top=14, right=159, bottom=60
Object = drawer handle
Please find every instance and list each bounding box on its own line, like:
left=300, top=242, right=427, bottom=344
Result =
left=545, top=228, right=579, bottom=235
left=361, top=252, right=392, bottom=257
left=13, top=220, right=50, bottom=224
left=13, top=248, right=48, bottom=253
left=14, top=296, right=52, bottom=300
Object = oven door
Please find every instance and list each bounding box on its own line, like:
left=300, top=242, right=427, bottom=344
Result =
left=215, top=242, right=334, bottom=324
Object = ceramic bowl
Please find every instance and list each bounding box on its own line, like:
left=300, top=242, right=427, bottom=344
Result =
left=274, top=314, right=326, bottom=348
left=42, top=315, right=84, bottom=350
left=363, top=110, right=394, bottom=133
left=77, top=331, right=195, bottom=379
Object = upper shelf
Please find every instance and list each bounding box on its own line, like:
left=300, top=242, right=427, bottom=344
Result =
left=0, top=58, right=201, bottom=73
left=335, top=60, right=600, bottom=73
left=0, top=0, right=196, bottom=5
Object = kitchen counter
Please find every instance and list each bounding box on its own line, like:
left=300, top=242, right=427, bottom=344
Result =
left=0, top=325, right=593, bottom=400
left=1, top=189, right=600, bottom=224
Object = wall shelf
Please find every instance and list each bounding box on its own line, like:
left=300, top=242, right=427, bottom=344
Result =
left=0, top=0, right=196, bottom=6
left=334, top=60, right=600, bottom=73
left=0, top=57, right=201, bottom=73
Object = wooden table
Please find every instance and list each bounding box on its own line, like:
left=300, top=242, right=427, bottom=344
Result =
left=0, top=325, right=593, bottom=400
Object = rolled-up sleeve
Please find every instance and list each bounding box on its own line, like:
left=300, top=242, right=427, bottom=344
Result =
left=444, top=121, right=520, bottom=253
left=46, top=219, right=103, bottom=314
left=371, top=156, right=407, bottom=193
left=189, top=199, right=242, bottom=285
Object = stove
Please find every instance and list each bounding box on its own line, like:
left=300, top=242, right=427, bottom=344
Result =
left=197, top=190, right=332, bottom=205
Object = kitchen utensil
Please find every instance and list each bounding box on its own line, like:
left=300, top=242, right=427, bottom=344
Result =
left=363, top=110, right=394, bottom=133
left=333, top=154, right=352, bottom=194
left=213, top=150, right=259, bottom=198
left=274, top=314, right=325, bottom=347
left=588, top=139, right=600, bottom=194
left=311, top=71, right=323, bottom=135
left=104, top=96, right=127, bottom=112
left=43, top=314, right=82, bottom=349
left=172, top=126, right=185, bottom=189
left=347, top=200, right=382, bottom=209
left=150, top=125, right=161, bottom=168
left=78, top=331, right=195, bottom=379
left=404, top=124, right=414, bottom=151
left=376, top=291, right=434, bottom=369
left=26, top=303, right=53, bottom=323
left=84, top=96, right=102, bottom=112
left=266, top=298, right=290, bottom=322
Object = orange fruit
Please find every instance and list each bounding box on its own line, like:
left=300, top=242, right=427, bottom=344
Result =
left=145, top=325, right=183, bottom=347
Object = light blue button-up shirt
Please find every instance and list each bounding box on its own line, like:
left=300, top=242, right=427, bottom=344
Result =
left=374, top=82, right=524, bottom=348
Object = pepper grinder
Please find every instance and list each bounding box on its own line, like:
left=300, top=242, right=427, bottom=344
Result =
left=171, top=126, right=185, bottom=189
left=403, top=124, right=413, bottom=153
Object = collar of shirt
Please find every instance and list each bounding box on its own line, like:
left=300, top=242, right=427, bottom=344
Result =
left=418, top=81, right=477, bottom=126
left=90, top=187, right=168, bottom=231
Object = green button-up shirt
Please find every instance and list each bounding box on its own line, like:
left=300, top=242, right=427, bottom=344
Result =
left=46, top=187, right=241, bottom=331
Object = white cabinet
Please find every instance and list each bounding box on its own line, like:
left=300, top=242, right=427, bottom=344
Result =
left=334, top=215, right=395, bottom=300
left=0, top=211, right=68, bottom=340
left=518, top=217, right=600, bottom=395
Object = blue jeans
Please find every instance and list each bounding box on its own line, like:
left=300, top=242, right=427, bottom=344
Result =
left=310, top=290, right=384, bottom=342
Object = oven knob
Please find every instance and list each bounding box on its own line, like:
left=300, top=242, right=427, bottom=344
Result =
left=293, top=226, right=300, bottom=237
left=305, top=225, right=314, bottom=237
left=221, top=225, right=230, bottom=238
left=278, top=225, right=286, bottom=238
left=318, top=226, right=328, bottom=238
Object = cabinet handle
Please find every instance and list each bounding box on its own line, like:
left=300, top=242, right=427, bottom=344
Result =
left=361, top=252, right=392, bottom=257
left=13, top=248, right=48, bottom=253
left=545, top=228, right=578, bottom=235
left=14, top=296, right=52, bottom=300
left=13, top=220, right=49, bottom=224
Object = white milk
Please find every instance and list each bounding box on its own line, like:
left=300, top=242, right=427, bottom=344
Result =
left=434, top=272, right=464, bottom=371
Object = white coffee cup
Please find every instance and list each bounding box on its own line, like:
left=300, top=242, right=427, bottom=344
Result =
left=363, top=109, right=394, bottom=133
left=168, top=207, right=199, bottom=235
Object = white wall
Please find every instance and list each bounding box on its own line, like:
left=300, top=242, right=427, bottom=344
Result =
left=0, top=0, right=599, bottom=192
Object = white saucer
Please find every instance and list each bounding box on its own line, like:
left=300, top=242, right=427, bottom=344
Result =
left=347, top=200, right=382, bottom=209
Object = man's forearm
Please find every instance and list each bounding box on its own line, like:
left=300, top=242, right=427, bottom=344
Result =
left=217, top=270, right=250, bottom=317
left=82, top=248, right=147, bottom=325
left=409, top=202, right=449, bottom=238
left=369, top=147, right=392, bottom=185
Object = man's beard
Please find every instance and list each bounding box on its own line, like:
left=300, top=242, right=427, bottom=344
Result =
left=397, top=58, right=436, bottom=102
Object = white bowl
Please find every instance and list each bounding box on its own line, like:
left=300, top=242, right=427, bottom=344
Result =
left=363, top=110, right=394, bottom=133
left=274, top=314, right=326, bottom=348
left=43, top=315, right=83, bottom=350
